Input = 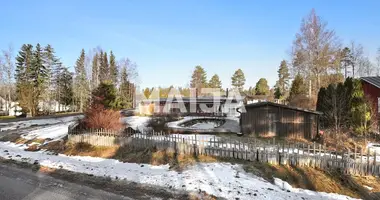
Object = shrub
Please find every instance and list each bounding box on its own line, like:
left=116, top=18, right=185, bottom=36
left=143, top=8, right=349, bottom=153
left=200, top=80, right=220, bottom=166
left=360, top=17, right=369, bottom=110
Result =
left=91, top=81, right=122, bottom=109
left=82, top=103, right=123, bottom=131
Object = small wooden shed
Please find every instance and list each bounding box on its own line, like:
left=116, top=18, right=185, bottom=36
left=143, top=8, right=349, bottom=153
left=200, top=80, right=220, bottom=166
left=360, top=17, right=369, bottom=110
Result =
left=240, top=102, right=321, bottom=139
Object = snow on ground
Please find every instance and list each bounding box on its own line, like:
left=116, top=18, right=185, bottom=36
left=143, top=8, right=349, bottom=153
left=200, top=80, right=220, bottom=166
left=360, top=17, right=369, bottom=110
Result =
left=0, top=115, right=82, bottom=132
left=122, top=116, right=151, bottom=132
left=167, top=116, right=240, bottom=133
left=0, top=141, right=358, bottom=200
left=20, top=121, right=77, bottom=142
left=190, top=122, right=217, bottom=129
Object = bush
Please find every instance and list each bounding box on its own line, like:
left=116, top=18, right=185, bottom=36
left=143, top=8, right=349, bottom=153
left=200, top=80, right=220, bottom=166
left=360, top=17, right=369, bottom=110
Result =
left=82, top=103, right=123, bottom=131
left=91, top=81, right=121, bottom=109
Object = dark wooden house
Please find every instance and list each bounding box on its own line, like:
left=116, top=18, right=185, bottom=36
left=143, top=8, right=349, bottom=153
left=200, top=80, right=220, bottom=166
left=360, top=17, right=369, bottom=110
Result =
left=360, top=77, right=380, bottom=115
left=240, top=102, right=321, bottom=139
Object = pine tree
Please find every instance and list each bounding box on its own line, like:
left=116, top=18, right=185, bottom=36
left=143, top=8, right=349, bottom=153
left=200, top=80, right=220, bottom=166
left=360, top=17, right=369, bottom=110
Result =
left=231, top=69, right=246, bottom=92
left=43, top=44, right=61, bottom=112
left=15, top=44, right=34, bottom=115
left=98, top=51, right=104, bottom=83
left=92, top=81, right=120, bottom=109
left=74, top=49, right=89, bottom=112
left=190, top=65, right=207, bottom=96
left=119, top=66, right=133, bottom=108
left=57, top=67, right=73, bottom=108
left=31, top=43, right=48, bottom=116
left=276, top=60, right=290, bottom=98
left=274, top=87, right=282, bottom=99
left=208, top=74, right=222, bottom=88
left=255, top=78, right=269, bottom=95
left=91, top=53, right=99, bottom=89
left=98, top=51, right=109, bottom=83
left=288, top=74, right=307, bottom=101
left=109, top=51, right=118, bottom=84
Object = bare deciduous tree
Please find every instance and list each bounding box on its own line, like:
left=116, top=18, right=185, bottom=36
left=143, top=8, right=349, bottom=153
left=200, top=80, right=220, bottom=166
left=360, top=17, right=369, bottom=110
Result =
left=118, top=58, right=138, bottom=85
left=357, top=56, right=374, bottom=77
left=1, top=45, right=15, bottom=113
left=291, top=9, right=341, bottom=97
left=376, top=48, right=380, bottom=76
left=349, top=41, right=364, bottom=78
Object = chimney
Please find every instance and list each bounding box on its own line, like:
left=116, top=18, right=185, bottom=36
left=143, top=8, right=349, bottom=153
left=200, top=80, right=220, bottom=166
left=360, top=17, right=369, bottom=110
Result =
left=226, top=88, right=229, bottom=97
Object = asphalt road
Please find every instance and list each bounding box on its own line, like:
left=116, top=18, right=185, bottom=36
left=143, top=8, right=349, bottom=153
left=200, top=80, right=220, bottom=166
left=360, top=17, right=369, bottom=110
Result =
left=0, top=163, right=133, bottom=200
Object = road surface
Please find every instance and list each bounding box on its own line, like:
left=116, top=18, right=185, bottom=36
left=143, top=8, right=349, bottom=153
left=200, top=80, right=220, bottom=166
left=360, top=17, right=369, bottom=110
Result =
left=0, top=163, right=134, bottom=200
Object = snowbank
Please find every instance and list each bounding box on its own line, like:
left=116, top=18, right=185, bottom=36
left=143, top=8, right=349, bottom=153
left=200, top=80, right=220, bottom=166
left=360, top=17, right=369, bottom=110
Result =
left=20, top=121, right=77, bottom=142
left=0, top=141, right=358, bottom=200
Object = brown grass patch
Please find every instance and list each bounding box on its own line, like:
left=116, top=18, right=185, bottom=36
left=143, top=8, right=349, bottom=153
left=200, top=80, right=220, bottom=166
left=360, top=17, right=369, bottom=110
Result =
left=63, top=142, right=119, bottom=158
left=25, top=144, right=40, bottom=152
left=42, top=140, right=66, bottom=153
left=243, top=162, right=380, bottom=199
left=0, top=133, right=22, bottom=142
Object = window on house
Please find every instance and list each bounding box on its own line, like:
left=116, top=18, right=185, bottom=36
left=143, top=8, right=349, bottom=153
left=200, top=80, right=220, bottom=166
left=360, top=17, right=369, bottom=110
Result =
left=378, top=97, right=380, bottom=113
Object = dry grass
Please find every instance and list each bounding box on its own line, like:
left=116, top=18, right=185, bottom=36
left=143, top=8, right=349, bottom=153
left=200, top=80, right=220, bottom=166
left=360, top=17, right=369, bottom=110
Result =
left=243, top=162, right=380, bottom=199
left=62, top=142, right=120, bottom=158
left=0, top=116, right=16, bottom=119
left=25, top=144, right=40, bottom=152
left=42, top=142, right=218, bottom=171
left=323, top=132, right=370, bottom=152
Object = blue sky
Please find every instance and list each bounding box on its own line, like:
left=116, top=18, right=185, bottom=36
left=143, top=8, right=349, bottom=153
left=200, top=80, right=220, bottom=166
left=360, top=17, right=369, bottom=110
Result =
left=1, top=0, right=380, bottom=89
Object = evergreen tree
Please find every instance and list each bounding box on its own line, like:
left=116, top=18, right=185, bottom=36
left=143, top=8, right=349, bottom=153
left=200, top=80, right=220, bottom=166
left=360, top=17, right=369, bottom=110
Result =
left=98, top=51, right=109, bottom=83
left=255, top=78, right=269, bottom=95
left=274, top=87, right=282, bottom=99
left=276, top=60, right=290, bottom=98
left=15, top=44, right=34, bottom=115
left=208, top=74, right=222, bottom=88
left=190, top=65, right=207, bottom=96
left=74, top=49, right=89, bottom=112
left=288, top=74, right=307, bottom=101
left=119, top=66, right=133, bottom=108
left=231, top=69, right=246, bottom=92
left=43, top=44, right=62, bottom=111
left=91, top=53, right=99, bottom=89
left=31, top=43, right=48, bottom=116
left=92, top=81, right=120, bottom=109
left=109, top=51, right=118, bottom=84
left=98, top=51, right=104, bottom=82
left=57, top=67, right=73, bottom=108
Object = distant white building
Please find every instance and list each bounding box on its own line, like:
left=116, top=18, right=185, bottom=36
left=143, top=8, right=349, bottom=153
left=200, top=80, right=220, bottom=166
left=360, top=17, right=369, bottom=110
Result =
left=0, top=96, right=70, bottom=116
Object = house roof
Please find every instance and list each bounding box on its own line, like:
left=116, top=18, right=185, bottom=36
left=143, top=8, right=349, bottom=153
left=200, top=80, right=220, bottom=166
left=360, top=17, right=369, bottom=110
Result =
left=243, top=101, right=322, bottom=115
left=360, top=76, right=380, bottom=89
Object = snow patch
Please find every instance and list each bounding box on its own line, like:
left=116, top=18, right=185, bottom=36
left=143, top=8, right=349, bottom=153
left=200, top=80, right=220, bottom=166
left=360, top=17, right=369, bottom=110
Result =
left=0, top=115, right=82, bottom=132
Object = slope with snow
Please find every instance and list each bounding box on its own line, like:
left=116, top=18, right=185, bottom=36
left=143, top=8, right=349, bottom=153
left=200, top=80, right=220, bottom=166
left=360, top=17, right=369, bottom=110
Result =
left=0, top=141, right=358, bottom=200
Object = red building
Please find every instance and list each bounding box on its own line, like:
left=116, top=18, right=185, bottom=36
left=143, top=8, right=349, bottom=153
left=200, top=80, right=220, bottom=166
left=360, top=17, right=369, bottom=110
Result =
left=360, top=77, right=380, bottom=114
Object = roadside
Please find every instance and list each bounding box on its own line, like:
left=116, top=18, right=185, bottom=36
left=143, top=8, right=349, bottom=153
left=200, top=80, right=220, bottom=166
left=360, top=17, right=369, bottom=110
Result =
left=0, top=159, right=207, bottom=200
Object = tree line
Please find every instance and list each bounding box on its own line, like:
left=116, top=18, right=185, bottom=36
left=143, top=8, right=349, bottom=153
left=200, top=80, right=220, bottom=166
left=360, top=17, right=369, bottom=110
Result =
left=0, top=44, right=138, bottom=116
